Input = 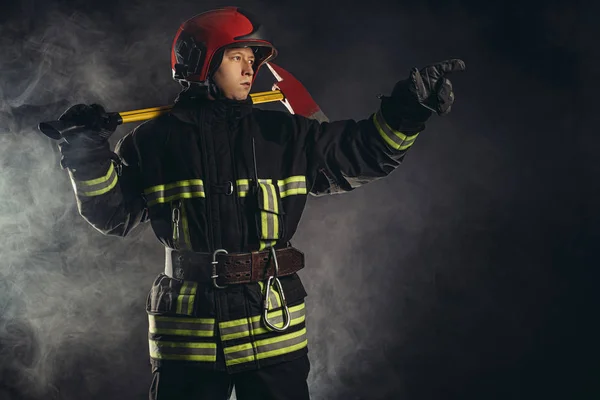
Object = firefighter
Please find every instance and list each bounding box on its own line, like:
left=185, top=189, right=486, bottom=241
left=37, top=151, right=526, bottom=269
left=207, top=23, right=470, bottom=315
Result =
left=56, top=6, right=464, bottom=400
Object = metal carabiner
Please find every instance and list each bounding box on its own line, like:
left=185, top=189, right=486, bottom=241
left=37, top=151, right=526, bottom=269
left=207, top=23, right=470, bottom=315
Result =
left=211, top=249, right=229, bottom=289
left=262, top=247, right=291, bottom=332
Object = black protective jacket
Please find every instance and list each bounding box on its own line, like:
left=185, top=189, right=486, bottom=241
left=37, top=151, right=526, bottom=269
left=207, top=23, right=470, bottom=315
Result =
left=65, top=86, right=427, bottom=372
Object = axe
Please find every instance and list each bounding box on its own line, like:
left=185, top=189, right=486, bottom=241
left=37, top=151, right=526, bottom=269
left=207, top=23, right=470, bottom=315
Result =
left=37, top=62, right=328, bottom=140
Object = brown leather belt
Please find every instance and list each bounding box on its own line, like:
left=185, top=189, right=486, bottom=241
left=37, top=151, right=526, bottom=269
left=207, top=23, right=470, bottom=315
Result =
left=164, top=247, right=305, bottom=285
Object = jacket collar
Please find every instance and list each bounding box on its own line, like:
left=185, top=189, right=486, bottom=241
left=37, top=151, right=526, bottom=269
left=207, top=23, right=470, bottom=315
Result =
left=171, top=85, right=253, bottom=125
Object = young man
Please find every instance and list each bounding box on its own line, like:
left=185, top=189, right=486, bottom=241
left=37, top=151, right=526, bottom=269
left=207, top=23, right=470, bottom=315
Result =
left=56, top=7, right=464, bottom=400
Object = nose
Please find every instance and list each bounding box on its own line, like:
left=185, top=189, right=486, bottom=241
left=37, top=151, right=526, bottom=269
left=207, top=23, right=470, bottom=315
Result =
left=242, top=62, right=254, bottom=77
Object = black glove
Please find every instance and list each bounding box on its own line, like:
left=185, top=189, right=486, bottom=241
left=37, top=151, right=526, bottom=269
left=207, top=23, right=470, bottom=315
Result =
left=57, top=104, right=119, bottom=169
left=58, top=103, right=119, bottom=144
left=405, top=58, right=465, bottom=116
left=380, top=58, right=465, bottom=134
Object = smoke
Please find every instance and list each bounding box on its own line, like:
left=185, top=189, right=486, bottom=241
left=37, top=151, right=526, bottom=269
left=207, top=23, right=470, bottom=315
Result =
left=0, top=0, right=595, bottom=399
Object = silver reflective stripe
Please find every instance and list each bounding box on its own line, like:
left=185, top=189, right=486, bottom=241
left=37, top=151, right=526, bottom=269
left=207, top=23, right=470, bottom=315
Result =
left=255, top=327, right=308, bottom=359
left=373, top=109, right=419, bottom=151
left=223, top=344, right=255, bottom=366
left=224, top=327, right=308, bottom=366
left=71, top=163, right=119, bottom=197
left=175, top=280, right=197, bottom=316
left=277, top=176, right=307, bottom=198
left=219, top=303, right=306, bottom=340
left=148, top=315, right=215, bottom=337
left=149, top=339, right=217, bottom=362
left=144, top=180, right=205, bottom=206
left=237, top=178, right=271, bottom=198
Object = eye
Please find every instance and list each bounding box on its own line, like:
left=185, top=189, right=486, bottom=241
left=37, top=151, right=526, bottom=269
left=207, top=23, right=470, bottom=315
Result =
left=232, top=56, right=242, bottom=61
left=249, top=60, right=255, bottom=65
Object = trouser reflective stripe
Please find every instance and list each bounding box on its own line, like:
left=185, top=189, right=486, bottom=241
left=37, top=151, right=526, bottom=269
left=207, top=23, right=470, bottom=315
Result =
left=148, top=315, right=215, bottom=337
left=70, top=163, right=118, bottom=197
left=224, top=327, right=308, bottom=366
left=277, top=176, right=307, bottom=198
left=372, top=109, right=419, bottom=150
left=144, top=179, right=205, bottom=206
left=149, top=339, right=217, bottom=362
left=219, top=303, right=306, bottom=341
left=176, top=281, right=197, bottom=316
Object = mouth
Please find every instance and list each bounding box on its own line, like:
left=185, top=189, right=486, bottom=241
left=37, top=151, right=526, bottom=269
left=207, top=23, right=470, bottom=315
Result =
left=241, top=82, right=251, bottom=88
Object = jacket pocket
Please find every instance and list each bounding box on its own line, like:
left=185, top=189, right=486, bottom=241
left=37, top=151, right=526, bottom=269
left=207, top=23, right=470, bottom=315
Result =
left=146, top=273, right=198, bottom=316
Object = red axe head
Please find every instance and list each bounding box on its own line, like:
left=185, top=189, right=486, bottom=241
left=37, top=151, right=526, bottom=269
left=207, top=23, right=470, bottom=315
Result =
left=265, top=62, right=329, bottom=123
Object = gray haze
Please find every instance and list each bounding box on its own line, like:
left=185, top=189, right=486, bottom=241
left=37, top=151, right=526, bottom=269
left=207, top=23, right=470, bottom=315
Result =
left=0, top=0, right=595, bottom=399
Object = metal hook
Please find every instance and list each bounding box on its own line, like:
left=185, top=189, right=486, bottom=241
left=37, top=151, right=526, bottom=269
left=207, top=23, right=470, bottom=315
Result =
left=211, top=249, right=229, bottom=289
left=262, top=247, right=291, bottom=332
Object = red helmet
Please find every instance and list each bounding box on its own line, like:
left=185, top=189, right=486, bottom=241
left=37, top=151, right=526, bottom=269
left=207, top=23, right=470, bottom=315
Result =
left=171, top=7, right=277, bottom=84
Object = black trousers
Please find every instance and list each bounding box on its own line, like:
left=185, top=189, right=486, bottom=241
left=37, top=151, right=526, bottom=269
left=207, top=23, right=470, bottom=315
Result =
left=149, top=355, right=311, bottom=400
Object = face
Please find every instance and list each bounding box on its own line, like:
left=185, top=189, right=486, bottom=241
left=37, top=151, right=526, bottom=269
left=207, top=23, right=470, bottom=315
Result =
left=211, top=47, right=255, bottom=100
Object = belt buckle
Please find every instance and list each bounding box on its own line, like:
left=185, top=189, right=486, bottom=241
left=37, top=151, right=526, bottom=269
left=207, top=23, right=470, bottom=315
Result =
left=211, top=249, right=229, bottom=289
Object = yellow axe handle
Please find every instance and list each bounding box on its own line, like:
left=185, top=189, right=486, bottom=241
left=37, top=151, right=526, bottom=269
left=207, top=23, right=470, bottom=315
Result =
left=119, top=90, right=284, bottom=123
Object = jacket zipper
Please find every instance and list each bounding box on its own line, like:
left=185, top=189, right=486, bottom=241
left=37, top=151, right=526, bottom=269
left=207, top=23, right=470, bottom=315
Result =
left=199, top=111, right=215, bottom=252
left=226, top=115, right=244, bottom=251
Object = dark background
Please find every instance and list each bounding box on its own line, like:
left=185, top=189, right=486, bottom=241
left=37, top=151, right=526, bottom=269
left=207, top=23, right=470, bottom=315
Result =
left=0, top=0, right=597, bottom=399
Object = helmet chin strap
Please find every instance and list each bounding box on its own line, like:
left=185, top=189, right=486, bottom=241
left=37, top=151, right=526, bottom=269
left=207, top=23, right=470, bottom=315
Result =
left=177, top=75, right=223, bottom=100
left=205, top=49, right=226, bottom=100
left=207, top=76, right=226, bottom=100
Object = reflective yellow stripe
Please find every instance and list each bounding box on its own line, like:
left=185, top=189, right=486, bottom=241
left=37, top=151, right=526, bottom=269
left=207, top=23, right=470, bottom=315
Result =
left=148, top=315, right=215, bottom=337
left=144, top=179, right=204, bottom=194
left=258, top=281, right=282, bottom=310
left=78, top=163, right=115, bottom=186
left=224, top=327, right=308, bottom=366
left=256, top=328, right=308, bottom=360
left=259, top=240, right=277, bottom=251
left=223, top=342, right=254, bottom=354
left=258, top=182, right=279, bottom=244
left=219, top=303, right=306, bottom=341
left=372, top=110, right=419, bottom=151
left=279, top=188, right=306, bottom=197
left=175, top=281, right=197, bottom=316
left=149, top=339, right=216, bottom=362
left=219, top=317, right=252, bottom=329
left=277, top=176, right=307, bottom=198
left=251, top=314, right=305, bottom=337
left=278, top=176, right=305, bottom=185
left=260, top=185, right=269, bottom=239
left=260, top=339, right=308, bottom=360
left=71, top=163, right=119, bottom=197
left=144, top=180, right=205, bottom=206
left=237, top=177, right=307, bottom=198
left=226, top=354, right=256, bottom=366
